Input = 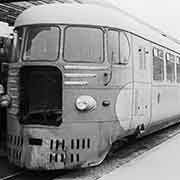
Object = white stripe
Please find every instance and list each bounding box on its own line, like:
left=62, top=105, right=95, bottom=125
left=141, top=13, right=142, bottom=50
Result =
left=64, top=65, right=108, bottom=70
left=64, top=81, right=88, bottom=85
left=8, top=80, right=17, bottom=83
left=8, top=72, right=18, bottom=76
left=11, top=96, right=18, bottom=99
left=10, top=88, right=18, bottom=91
left=64, top=73, right=96, bottom=78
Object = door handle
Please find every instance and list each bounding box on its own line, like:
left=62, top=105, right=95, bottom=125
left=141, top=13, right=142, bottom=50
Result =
left=103, top=72, right=112, bottom=86
left=157, top=93, right=160, bottom=104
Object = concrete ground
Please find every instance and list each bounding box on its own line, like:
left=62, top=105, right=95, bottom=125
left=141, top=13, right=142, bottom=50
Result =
left=99, top=132, right=180, bottom=180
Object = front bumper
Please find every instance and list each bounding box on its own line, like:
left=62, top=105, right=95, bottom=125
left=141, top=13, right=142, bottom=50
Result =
left=7, top=121, right=114, bottom=170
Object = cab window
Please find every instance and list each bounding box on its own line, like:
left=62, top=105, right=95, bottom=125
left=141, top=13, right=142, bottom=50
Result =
left=23, top=26, right=60, bottom=61
left=108, top=30, right=130, bottom=65
left=64, top=26, right=104, bottom=63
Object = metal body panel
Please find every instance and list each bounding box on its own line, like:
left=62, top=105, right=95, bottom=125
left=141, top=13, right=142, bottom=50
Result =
left=131, top=36, right=152, bottom=133
left=151, top=85, right=180, bottom=123
left=7, top=121, right=122, bottom=170
left=15, top=4, right=180, bottom=54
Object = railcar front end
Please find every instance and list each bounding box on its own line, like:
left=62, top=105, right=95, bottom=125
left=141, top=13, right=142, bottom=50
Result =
left=6, top=22, right=132, bottom=169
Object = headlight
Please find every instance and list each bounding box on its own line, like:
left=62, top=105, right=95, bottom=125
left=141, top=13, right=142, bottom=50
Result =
left=75, top=95, right=96, bottom=112
left=0, top=95, right=11, bottom=108
left=0, top=84, right=4, bottom=95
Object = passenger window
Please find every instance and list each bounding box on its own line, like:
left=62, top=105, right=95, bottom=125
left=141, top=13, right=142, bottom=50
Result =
left=176, top=56, right=180, bottom=83
left=108, top=30, right=130, bottom=65
left=166, top=53, right=175, bottom=82
left=153, top=47, right=164, bottom=81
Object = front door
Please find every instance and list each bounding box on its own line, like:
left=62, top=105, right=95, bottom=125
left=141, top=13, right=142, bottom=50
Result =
left=131, top=36, right=152, bottom=133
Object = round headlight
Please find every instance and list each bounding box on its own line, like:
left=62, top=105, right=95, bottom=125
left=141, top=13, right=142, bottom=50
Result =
left=75, top=95, right=96, bottom=112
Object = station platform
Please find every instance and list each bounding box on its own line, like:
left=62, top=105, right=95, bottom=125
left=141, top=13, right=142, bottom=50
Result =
left=100, top=133, right=180, bottom=180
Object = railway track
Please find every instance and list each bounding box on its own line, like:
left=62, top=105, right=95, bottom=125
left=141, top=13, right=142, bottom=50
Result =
left=1, top=122, right=180, bottom=180
left=0, top=171, right=26, bottom=180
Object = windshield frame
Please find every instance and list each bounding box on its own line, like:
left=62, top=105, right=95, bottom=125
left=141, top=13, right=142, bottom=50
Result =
left=22, top=24, right=61, bottom=62
left=11, top=27, right=24, bottom=63
left=63, top=25, right=105, bottom=64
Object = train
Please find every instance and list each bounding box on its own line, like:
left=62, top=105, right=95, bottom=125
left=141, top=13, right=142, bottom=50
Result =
left=0, top=24, right=13, bottom=150
left=2, top=3, right=180, bottom=170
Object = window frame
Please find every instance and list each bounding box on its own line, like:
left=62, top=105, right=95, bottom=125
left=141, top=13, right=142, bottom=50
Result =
left=153, top=47, right=165, bottom=82
left=176, top=56, right=180, bottom=83
left=107, top=29, right=120, bottom=65
left=119, top=31, right=130, bottom=65
left=107, top=29, right=130, bottom=65
left=22, top=25, right=61, bottom=62
left=63, top=25, right=105, bottom=64
left=166, top=52, right=175, bottom=83
left=11, top=27, right=24, bottom=63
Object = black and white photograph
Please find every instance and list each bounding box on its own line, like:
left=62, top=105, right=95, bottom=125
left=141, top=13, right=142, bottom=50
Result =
left=0, top=0, right=180, bottom=179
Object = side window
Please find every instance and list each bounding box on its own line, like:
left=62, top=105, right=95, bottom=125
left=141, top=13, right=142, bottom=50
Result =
left=12, top=28, right=23, bottom=62
left=108, top=30, right=119, bottom=64
left=153, top=47, right=164, bottom=81
left=119, top=32, right=130, bottom=64
left=176, top=56, right=180, bottom=83
left=166, top=53, right=175, bottom=82
left=108, top=30, right=130, bottom=65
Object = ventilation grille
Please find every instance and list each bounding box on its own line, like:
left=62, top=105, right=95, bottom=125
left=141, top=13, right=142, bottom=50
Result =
left=7, top=67, right=20, bottom=116
left=70, top=153, right=80, bottom=163
left=49, top=153, right=65, bottom=163
left=71, top=138, right=90, bottom=150
left=8, top=134, right=23, bottom=147
left=7, top=134, right=23, bottom=161
left=7, top=147, right=22, bottom=161
left=49, top=138, right=91, bottom=163
left=50, top=139, right=65, bottom=151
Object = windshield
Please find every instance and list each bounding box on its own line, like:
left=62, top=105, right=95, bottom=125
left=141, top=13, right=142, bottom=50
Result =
left=23, top=26, right=60, bottom=61
left=64, top=26, right=104, bottom=63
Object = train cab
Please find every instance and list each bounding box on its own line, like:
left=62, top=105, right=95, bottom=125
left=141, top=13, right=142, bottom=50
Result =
left=5, top=3, right=180, bottom=170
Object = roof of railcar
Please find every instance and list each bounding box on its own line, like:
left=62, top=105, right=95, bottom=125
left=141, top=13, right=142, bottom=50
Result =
left=15, top=3, right=180, bottom=53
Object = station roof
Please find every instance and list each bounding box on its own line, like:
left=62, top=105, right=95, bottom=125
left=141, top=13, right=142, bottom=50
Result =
left=0, top=0, right=114, bottom=25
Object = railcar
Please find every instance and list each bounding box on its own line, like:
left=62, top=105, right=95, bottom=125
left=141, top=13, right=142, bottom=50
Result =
left=4, top=3, right=180, bottom=170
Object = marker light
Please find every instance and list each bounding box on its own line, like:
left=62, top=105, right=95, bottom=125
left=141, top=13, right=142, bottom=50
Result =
left=75, top=95, right=96, bottom=112
left=0, top=95, right=11, bottom=108
left=0, top=84, right=4, bottom=95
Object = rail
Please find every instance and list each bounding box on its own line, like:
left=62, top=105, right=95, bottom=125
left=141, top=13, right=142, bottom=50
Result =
left=0, top=170, right=26, bottom=180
